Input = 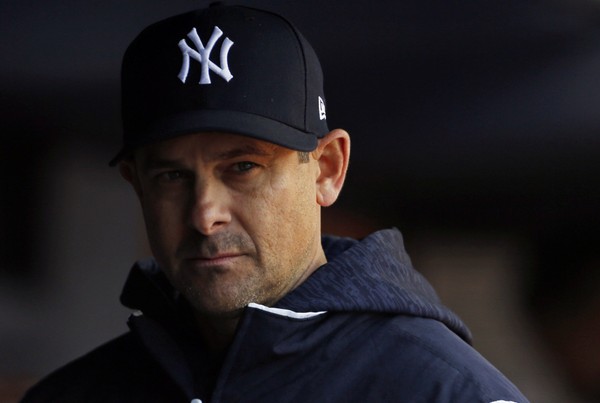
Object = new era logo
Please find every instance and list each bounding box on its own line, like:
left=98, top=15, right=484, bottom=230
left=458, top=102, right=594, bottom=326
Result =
left=178, top=26, right=234, bottom=85
left=318, top=96, right=326, bottom=120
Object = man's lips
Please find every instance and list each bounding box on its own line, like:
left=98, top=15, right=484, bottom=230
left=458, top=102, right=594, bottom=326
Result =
left=183, top=253, right=245, bottom=268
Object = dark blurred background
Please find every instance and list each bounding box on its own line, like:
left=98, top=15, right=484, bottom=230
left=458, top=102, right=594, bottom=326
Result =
left=2, top=1, right=600, bottom=401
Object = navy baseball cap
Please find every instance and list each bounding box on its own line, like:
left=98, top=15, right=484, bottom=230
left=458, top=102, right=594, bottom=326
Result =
left=110, top=3, right=329, bottom=166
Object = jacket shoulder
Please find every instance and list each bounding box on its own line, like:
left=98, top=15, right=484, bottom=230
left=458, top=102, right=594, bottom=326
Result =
left=20, top=332, right=177, bottom=402
left=384, top=315, right=529, bottom=402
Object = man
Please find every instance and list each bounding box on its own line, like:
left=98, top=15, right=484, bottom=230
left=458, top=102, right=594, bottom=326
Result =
left=22, top=4, right=528, bottom=402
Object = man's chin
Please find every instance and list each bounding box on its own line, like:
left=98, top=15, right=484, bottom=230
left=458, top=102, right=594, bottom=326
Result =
left=171, top=274, right=266, bottom=320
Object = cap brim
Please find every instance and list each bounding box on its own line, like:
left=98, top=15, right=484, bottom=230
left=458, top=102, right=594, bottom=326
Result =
left=109, top=109, right=321, bottom=166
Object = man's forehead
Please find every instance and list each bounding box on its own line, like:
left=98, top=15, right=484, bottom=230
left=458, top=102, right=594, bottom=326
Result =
left=136, top=131, right=283, bottom=162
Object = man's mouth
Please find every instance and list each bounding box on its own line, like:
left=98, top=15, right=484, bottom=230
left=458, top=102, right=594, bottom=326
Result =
left=184, top=253, right=246, bottom=268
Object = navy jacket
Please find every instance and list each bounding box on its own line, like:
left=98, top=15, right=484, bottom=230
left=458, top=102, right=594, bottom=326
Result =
left=22, top=229, right=529, bottom=402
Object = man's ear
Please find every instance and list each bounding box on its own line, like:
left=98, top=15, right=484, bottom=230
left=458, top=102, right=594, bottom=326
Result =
left=314, top=128, right=350, bottom=207
left=119, top=159, right=143, bottom=200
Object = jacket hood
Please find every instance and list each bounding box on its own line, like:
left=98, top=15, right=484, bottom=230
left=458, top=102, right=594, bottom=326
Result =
left=120, top=228, right=472, bottom=343
left=276, top=228, right=472, bottom=342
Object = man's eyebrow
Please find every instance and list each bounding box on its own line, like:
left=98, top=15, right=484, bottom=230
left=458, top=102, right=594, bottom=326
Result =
left=139, top=158, right=186, bottom=173
left=138, top=144, right=275, bottom=172
left=215, top=144, right=275, bottom=160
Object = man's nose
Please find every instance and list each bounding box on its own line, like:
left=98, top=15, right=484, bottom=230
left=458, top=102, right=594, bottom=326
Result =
left=189, top=180, right=232, bottom=235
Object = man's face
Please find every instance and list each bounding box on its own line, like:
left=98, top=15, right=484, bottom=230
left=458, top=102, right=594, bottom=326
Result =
left=128, top=132, right=326, bottom=319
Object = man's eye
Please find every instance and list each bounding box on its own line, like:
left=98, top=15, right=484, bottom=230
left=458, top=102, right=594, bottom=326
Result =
left=158, top=170, right=187, bottom=182
left=233, top=161, right=258, bottom=173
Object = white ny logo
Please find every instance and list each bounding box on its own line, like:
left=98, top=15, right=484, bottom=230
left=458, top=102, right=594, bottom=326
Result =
left=178, top=26, right=234, bottom=85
